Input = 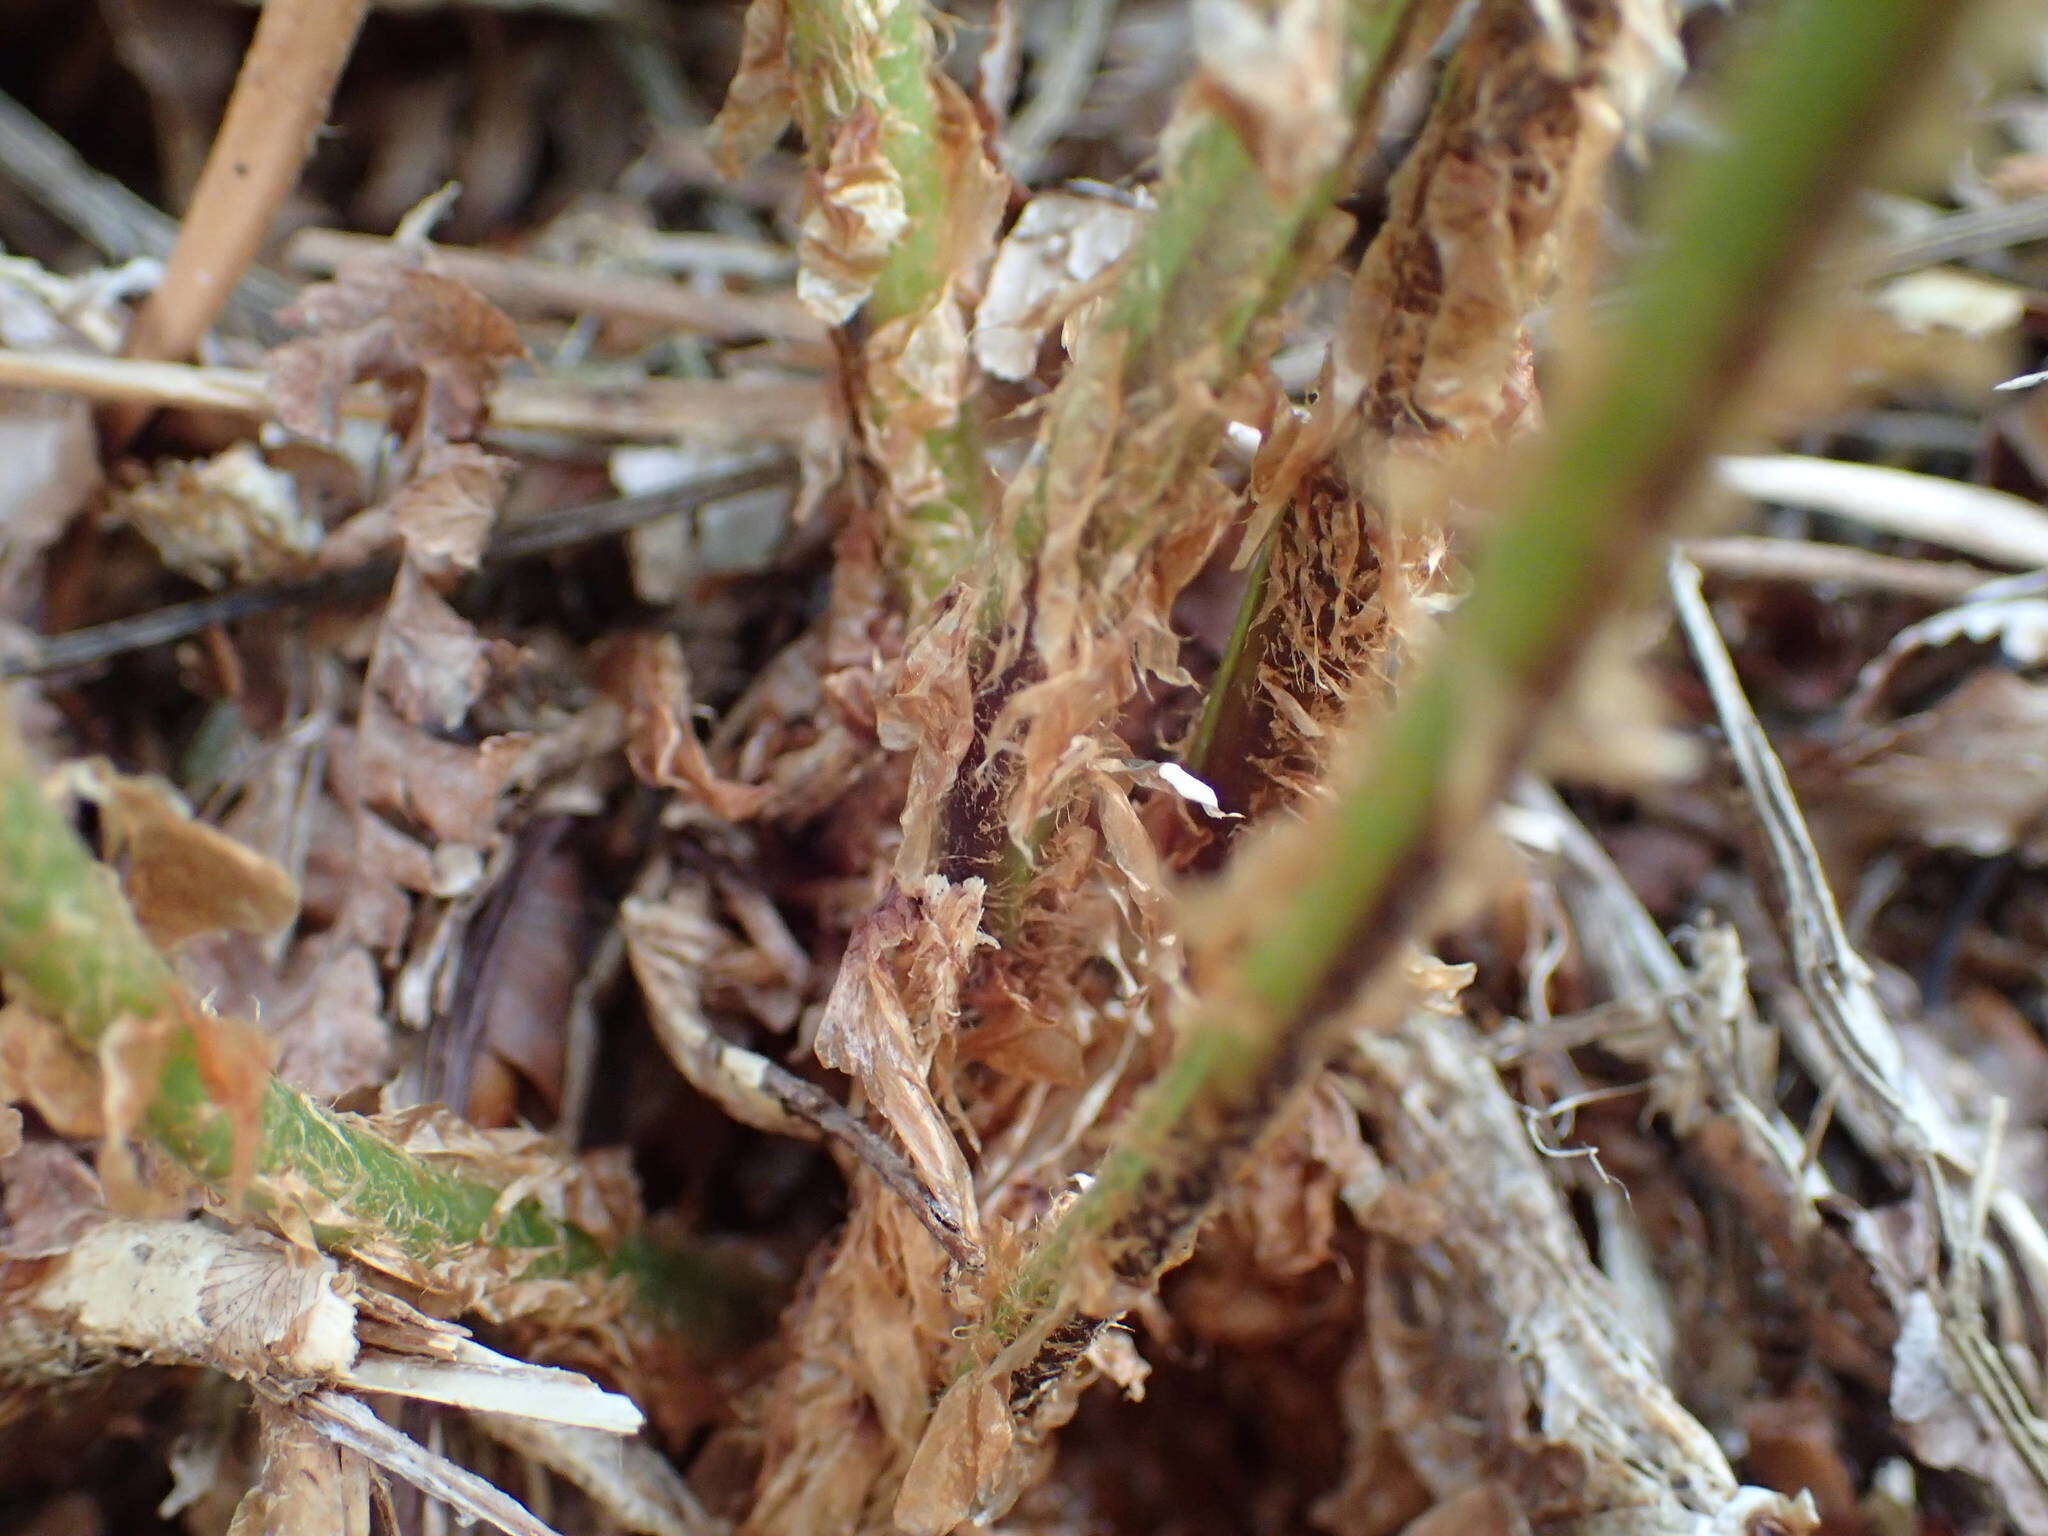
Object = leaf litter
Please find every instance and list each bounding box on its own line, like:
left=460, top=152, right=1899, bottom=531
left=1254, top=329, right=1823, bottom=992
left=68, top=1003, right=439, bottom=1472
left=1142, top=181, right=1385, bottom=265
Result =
left=7, top=3, right=2048, bottom=1536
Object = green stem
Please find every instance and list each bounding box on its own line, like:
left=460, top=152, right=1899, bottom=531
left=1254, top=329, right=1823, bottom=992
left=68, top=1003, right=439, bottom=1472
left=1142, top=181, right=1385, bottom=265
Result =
left=978, top=0, right=1977, bottom=1382
left=1183, top=535, right=1274, bottom=809
left=785, top=0, right=985, bottom=604
left=0, top=702, right=733, bottom=1334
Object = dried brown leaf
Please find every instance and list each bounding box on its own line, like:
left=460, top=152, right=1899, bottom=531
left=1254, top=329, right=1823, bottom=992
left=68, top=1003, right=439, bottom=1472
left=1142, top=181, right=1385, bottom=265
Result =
left=388, top=441, right=513, bottom=577
left=892, top=1375, right=1013, bottom=1536
left=706, top=0, right=795, bottom=176
left=464, top=834, right=582, bottom=1116
left=1210, top=1075, right=1375, bottom=1282
left=813, top=878, right=989, bottom=1252
left=1827, top=671, right=2048, bottom=861
left=0, top=1140, right=105, bottom=1259
left=612, top=633, right=773, bottom=821
left=746, top=1195, right=958, bottom=1536
left=370, top=562, right=498, bottom=731
left=81, top=764, right=300, bottom=950
left=268, top=940, right=392, bottom=1101
left=343, top=704, right=527, bottom=848
left=267, top=261, right=526, bottom=447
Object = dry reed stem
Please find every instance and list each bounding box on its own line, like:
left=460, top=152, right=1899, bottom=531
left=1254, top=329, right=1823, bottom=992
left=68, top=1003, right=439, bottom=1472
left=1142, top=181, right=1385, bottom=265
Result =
left=0, top=349, right=828, bottom=444
left=285, top=228, right=825, bottom=344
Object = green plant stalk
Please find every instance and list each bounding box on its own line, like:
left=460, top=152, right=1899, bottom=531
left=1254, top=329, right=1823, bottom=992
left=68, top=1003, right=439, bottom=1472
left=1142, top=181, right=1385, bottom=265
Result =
left=785, top=0, right=983, bottom=604
left=1182, top=533, right=1274, bottom=791
left=977, top=0, right=1977, bottom=1390
left=0, top=704, right=730, bottom=1333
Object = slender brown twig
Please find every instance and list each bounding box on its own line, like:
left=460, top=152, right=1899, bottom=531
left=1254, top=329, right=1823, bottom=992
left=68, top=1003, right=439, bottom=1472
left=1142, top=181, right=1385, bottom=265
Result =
left=121, top=0, right=369, bottom=368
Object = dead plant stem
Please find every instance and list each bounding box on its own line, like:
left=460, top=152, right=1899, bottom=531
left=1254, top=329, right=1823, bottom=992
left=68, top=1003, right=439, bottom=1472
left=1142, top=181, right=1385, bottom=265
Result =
left=122, top=0, right=368, bottom=368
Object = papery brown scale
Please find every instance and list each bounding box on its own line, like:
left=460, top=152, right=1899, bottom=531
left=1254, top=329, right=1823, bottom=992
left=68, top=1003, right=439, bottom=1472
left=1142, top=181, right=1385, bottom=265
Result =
left=707, top=0, right=797, bottom=176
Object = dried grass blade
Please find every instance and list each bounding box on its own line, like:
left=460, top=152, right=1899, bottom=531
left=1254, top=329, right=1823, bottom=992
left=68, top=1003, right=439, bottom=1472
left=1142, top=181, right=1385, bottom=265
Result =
left=1670, top=553, right=2048, bottom=1526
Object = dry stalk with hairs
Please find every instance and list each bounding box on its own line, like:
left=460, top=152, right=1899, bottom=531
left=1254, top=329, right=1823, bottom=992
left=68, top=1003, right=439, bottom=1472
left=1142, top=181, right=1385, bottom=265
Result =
left=1192, top=0, right=1682, bottom=821
left=910, top=0, right=1980, bottom=1520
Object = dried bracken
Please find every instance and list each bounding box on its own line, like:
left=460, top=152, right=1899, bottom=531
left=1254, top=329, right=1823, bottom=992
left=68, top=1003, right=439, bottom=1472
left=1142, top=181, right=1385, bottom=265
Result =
left=6, top=0, right=2048, bottom=1534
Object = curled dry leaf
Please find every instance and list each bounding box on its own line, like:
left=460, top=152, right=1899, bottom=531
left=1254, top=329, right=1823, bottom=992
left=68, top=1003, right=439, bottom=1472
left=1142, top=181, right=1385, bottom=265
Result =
left=0, top=1006, right=105, bottom=1139
left=854, top=73, right=1009, bottom=530
left=342, top=702, right=528, bottom=848
left=107, top=442, right=322, bottom=588
left=879, top=587, right=979, bottom=882
left=77, top=763, right=300, bottom=950
left=797, top=103, right=909, bottom=325
left=388, top=441, right=514, bottom=577
left=612, top=633, right=772, bottom=821
left=624, top=879, right=982, bottom=1266
left=813, top=877, right=989, bottom=1253
left=371, top=562, right=499, bottom=731
left=1204, top=1074, right=1378, bottom=1283
left=622, top=883, right=816, bottom=1141
left=267, top=260, right=526, bottom=448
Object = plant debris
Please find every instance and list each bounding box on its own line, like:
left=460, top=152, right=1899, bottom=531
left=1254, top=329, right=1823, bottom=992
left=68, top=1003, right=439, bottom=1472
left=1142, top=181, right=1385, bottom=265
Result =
left=8, top=1, right=2048, bottom=1534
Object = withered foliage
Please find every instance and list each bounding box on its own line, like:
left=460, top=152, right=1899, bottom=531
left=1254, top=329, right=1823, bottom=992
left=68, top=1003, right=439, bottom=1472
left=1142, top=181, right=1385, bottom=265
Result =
left=5, top=2, right=2048, bottom=1536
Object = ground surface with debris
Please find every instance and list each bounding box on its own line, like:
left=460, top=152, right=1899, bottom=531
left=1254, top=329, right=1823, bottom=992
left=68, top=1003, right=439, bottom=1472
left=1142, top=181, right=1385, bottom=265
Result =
left=5, top=2, right=2048, bottom=1535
